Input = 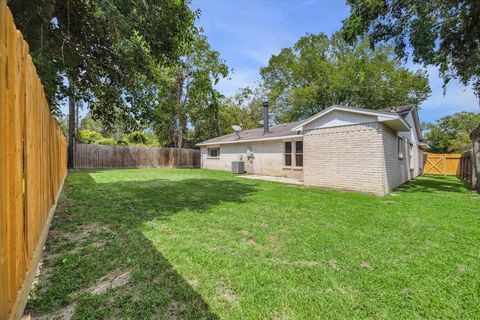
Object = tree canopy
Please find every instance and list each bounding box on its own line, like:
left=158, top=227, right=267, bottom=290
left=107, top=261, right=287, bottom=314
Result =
left=9, top=0, right=197, bottom=123
left=219, top=86, right=265, bottom=135
left=342, top=0, right=480, bottom=100
left=153, top=30, right=228, bottom=148
left=260, top=33, right=431, bottom=123
left=423, top=112, right=480, bottom=153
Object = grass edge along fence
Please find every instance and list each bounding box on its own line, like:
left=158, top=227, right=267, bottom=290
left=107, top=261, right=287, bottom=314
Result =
left=74, top=144, right=200, bottom=169
left=0, top=2, right=68, bottom=319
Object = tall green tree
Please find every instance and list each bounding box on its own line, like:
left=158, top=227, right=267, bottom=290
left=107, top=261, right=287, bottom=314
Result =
left=423, top=112, right=480, bottom=153
left=154, top=31, right=228, bottom=148
left=9, top=0, right=197, bottom=164
left=342, top=0, right=480, bottom=100
left=219, top=86, right=265, bottom=135
left=260, top=33, right=431, bottom=123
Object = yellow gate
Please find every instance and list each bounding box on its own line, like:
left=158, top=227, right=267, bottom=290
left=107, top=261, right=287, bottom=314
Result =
left=423, top=153, right=461, bottom=176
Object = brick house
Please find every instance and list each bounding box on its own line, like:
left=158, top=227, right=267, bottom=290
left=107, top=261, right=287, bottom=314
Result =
left=197, top=105, right=428, bottom=195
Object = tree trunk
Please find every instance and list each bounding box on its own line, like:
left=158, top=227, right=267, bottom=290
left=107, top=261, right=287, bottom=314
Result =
left=67, top=82, right=76, bottom=168
left=175, top=72, right=185, bottom=149
left=471, top=125, right=480, bottom=192
left=473, top=138, right=480, bottom=191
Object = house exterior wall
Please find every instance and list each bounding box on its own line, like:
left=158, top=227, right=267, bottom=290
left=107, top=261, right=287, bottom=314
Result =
left=200, top=139, right=303, bottom=179
left=303, top=122, right=387, bottom=195
left=381, top=125, right=422, bottom=192
left=200, top=111, right=424, bottom=195
left=399, top=111, right=420, bottom=144
left=303, top=122, right=424, bottom=195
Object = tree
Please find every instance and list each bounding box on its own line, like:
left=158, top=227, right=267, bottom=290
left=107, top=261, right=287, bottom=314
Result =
left=78, top=130, right=105, bottom=144
left=342, top=0, right=480, bottom=100
left=260, top=33, right=431, bottom=123
left=9, top=0, right=197, bottom=165
left=126, top=131, right=148, bottom=145
left=423, top=112, right=480, bottom=153
left=219, top=87, right=264, bottom=134
left=80, top=111, right=142, bottom=141
left=153, top=30, right=228, bottom=148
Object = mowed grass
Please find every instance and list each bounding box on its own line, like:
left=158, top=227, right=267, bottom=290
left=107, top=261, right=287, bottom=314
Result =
left=25, top=168, right=480, bottom=319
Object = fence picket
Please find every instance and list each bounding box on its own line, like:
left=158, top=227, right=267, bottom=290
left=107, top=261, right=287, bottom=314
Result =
left=0, top=2, right=68, bottom=318
left=74, top=144, right=200, bottom=169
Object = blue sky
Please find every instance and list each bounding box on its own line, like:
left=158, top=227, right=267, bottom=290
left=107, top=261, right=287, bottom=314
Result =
left=191, top=0, right=479, bottom=123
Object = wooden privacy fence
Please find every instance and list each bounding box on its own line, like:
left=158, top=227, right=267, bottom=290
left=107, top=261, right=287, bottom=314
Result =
left=74, top=144, right=200, bottom=169
left=423, top=153, right=461, bottom=176
left=459, top=151, right=477, bottom=188
left=0, top=2, right=68, bottom=319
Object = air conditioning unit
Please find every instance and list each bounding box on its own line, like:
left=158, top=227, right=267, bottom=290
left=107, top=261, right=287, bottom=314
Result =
left=231, top=161, right=245, bottom=174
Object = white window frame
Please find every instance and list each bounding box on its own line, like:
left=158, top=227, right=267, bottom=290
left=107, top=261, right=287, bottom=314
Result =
left=284, top=141, right=292, bottom=166
left=207, top=147, right=220, bottom=158
left=294, top=141, right=303, bottom=167
left=398, top=137, right=405, bottom=160
left=409, top=142, right=414, bottom=170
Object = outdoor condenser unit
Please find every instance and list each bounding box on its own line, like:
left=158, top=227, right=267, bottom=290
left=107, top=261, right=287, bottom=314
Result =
left=231, top=161, right=245, bottom=174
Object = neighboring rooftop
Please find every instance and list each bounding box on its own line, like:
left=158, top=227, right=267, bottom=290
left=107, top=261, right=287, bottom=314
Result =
left=381, top=105, right=415, bottom=118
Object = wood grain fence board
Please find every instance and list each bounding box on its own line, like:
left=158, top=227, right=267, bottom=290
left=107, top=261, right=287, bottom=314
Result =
left=0, top=2, right=68, bottom=318
left=74, top=144, right=200, bottom=169
left=0, top=2, right=8, bottom=316
left=459, top=151, right=476, bottom=188
left=424, top=153, right=461, bottom=176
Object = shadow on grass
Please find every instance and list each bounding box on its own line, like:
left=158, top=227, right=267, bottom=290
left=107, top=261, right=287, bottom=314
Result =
left=25, top=172, right=256, bottom=319
left=397, top=175, right=469, bottom=194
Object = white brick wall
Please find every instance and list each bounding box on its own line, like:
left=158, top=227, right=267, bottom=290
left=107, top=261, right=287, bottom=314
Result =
left=201, top=140, right=303, bottom=179
left=303, top=122, right=423, bottom=195
left=303, top=123, right=387, bottom=195
left=381, top=125, right=422, bottom=192
left=201, top=122, right=424, bottom=195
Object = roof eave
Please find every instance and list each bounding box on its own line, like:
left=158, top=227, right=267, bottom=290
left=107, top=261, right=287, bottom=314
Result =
left=379, top=117, right=411, bottom=132
left=291, top=105, right=410, bottom=132
left=197, top=134, right=303, bottom=147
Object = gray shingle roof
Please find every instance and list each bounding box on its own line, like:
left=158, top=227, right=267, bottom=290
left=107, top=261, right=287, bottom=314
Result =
left=197, top=121, right=303, bottom=146
left=198, top=104, right=414, bottom=146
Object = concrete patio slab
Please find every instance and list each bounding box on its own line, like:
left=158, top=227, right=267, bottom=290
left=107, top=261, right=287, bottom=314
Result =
left=238, top=175, right=304, bottom=185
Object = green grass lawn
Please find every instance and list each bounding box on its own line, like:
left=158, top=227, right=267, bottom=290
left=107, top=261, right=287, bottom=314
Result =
left=25, top=169, right=480, bottom=319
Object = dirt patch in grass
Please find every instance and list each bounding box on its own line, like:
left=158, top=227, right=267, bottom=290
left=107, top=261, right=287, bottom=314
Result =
left=162, top=300, right=186, bottom=320
left=271, top=308, right=294, bottom=320
left=327, top=260, right=340, bottom=271
left=23, top=303, right=77, bottom=320
left=72, top=268, right=132, bottom=298
left=215, top=283, right=239, bottom=304
left=361, top=261, right=372, bottom=270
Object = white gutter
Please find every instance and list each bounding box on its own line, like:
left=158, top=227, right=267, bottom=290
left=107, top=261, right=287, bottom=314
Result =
left=196, top=134, right=303, bottom=147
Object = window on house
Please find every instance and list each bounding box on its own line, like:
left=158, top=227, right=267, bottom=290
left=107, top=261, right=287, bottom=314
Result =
left=398, top=137, right=404, bottom=160
left=207, top=147, right=220, bottom=158
left=284, top=142, right=292, bottom=166
left=409, top=143, right=414, bottom=170
left=295, top=141, right=303, bottom=167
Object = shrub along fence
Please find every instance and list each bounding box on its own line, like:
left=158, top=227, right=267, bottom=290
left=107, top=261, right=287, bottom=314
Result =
left=0, top=2, right=68, bottom=319
left=74, top=144, right=200, bottom=169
